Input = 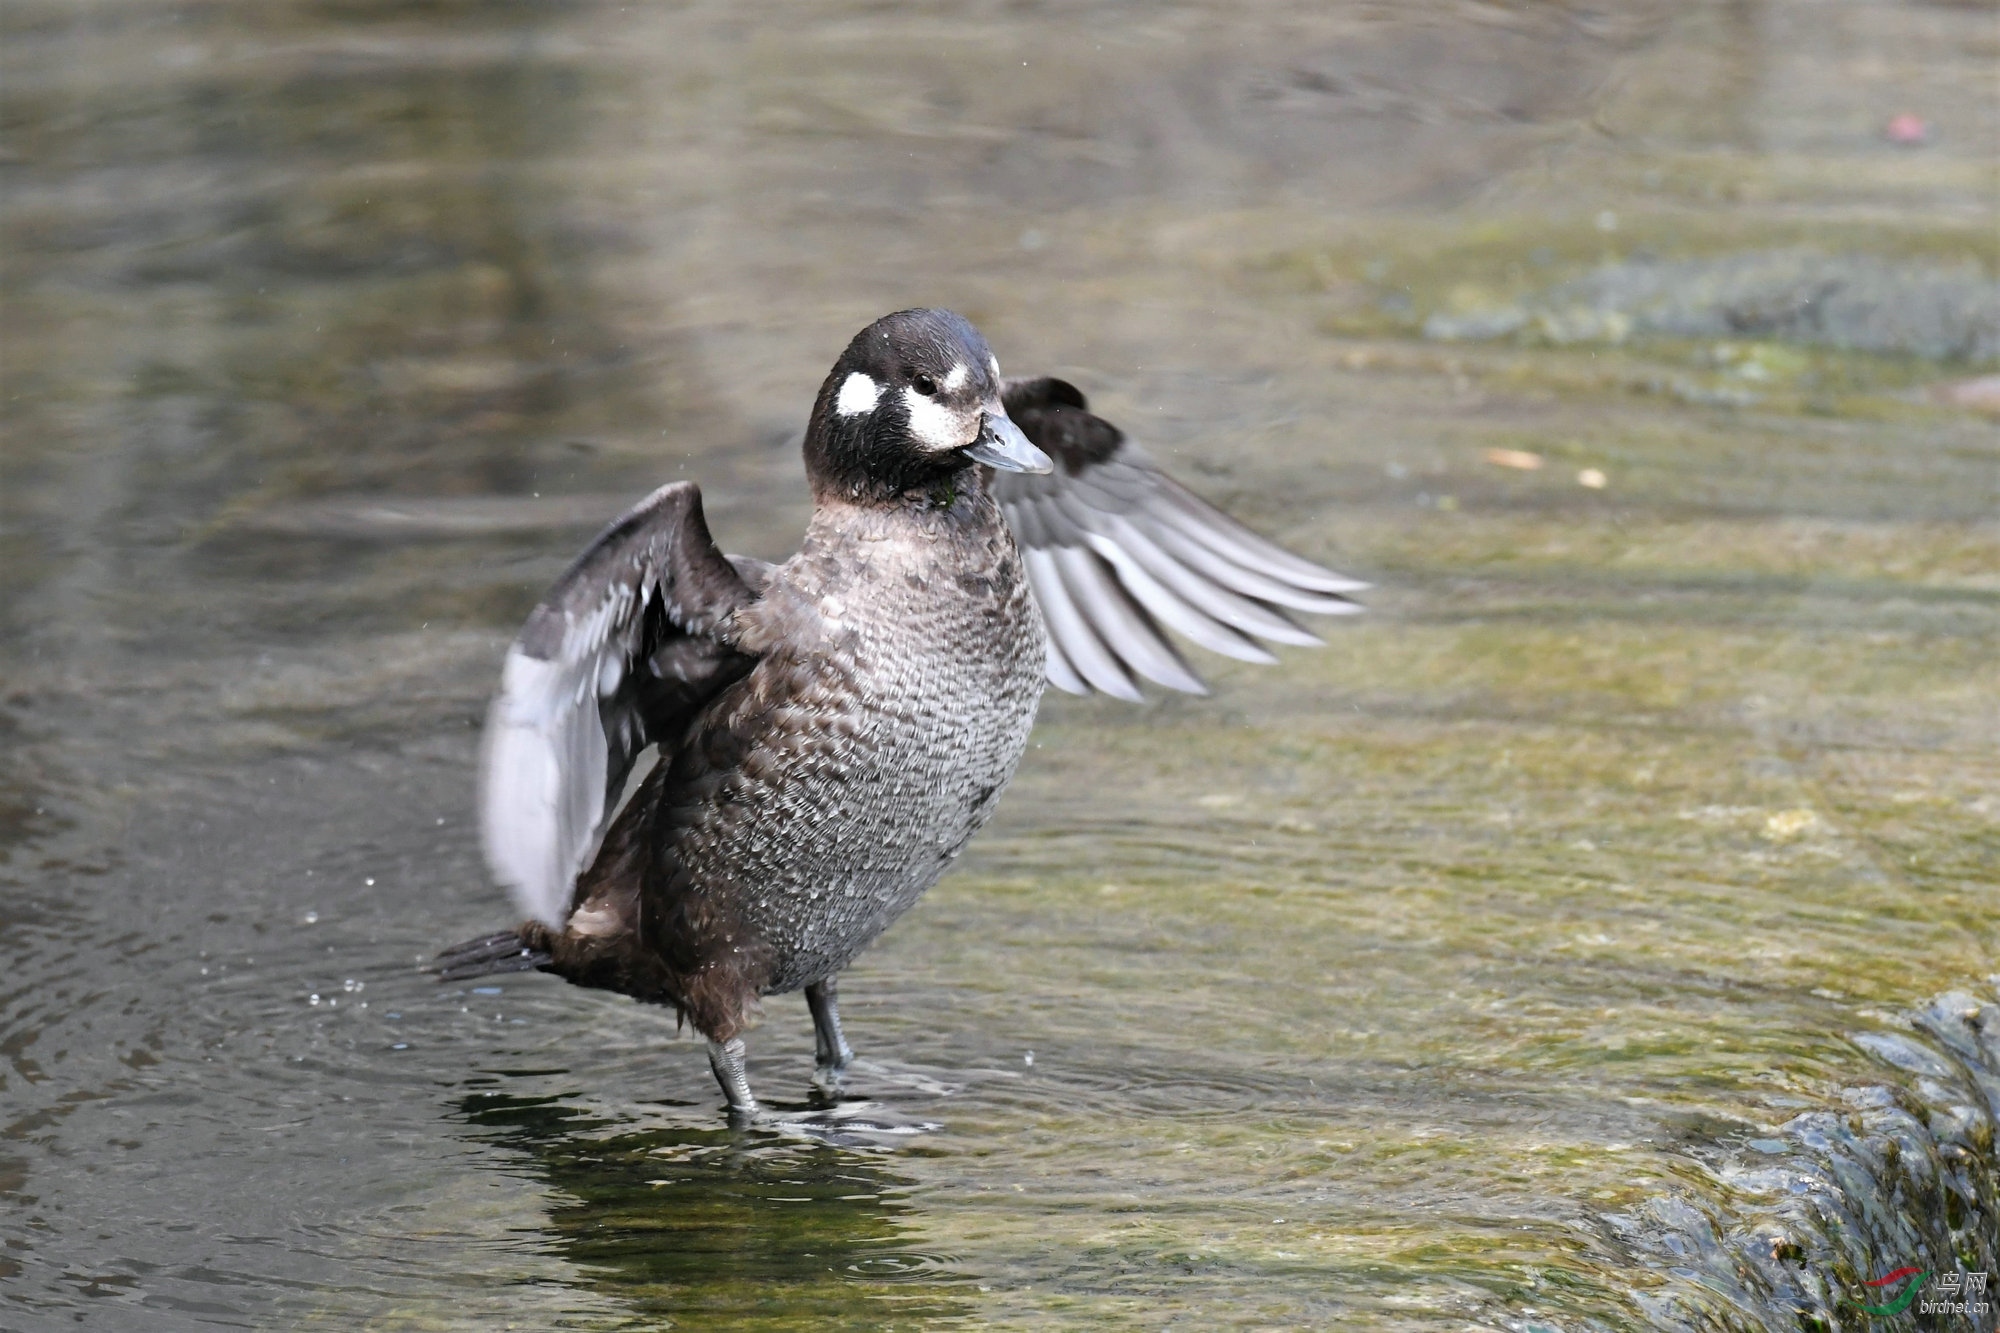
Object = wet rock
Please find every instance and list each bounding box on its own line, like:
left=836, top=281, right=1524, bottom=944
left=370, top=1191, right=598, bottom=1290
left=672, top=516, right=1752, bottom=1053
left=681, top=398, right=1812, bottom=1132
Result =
left=1425, top=249, right=2000, bottom=361
left=1605, top=986, right=2000, bottom=1331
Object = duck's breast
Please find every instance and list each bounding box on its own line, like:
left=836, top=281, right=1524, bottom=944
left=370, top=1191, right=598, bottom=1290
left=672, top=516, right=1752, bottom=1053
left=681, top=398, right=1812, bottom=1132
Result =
left=673, top=495, right=1047, bottom=992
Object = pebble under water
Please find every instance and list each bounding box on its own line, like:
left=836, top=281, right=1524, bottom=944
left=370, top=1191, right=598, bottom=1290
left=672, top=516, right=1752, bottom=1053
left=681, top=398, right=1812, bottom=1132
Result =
left=2, top=0, right=1995, bottom=1328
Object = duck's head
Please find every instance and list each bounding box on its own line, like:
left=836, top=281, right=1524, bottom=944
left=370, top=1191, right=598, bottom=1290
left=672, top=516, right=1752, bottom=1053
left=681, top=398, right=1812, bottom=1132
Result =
left=804, top=308, right=1052, bottom=501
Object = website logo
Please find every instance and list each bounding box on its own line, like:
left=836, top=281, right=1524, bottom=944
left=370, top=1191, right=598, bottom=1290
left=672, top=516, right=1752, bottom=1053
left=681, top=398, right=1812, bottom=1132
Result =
left=1850, top=1267, right=1991, bottom=1320
left=1854, top=1268, right=1926, bottom=1317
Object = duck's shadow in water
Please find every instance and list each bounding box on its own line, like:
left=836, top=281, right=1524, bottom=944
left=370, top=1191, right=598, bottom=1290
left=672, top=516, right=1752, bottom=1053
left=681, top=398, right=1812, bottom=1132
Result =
left=456, top=1081, right=972, bottom=1323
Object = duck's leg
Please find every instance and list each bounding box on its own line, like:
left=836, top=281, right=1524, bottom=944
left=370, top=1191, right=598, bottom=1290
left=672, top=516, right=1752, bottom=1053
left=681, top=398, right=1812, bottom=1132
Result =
left=706, top=1036, right=760, bottom=1120
left=805, top=977, right=855, bottom=1090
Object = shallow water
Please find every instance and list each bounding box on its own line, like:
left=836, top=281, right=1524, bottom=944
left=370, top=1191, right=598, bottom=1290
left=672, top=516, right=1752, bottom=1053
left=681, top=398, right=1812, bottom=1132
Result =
left=2, top=0, right=1996, bottom=1328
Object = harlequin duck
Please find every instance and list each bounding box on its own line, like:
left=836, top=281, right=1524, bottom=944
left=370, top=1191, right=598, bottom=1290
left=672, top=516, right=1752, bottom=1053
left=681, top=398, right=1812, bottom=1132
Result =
left=436, top=308, right=1365, bottom=1118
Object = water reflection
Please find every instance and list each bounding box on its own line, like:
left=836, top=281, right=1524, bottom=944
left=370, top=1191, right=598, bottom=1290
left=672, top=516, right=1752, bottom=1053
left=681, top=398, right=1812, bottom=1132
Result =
left=1, top=0, right=725, bottom=640
left=459, top=1087, right=970, bottom=1326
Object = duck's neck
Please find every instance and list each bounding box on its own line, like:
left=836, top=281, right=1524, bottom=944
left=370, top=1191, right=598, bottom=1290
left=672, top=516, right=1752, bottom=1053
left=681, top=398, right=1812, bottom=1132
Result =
left=803, top=465, right=997, bottom=544
left=804, top=439, right=986, bottom=512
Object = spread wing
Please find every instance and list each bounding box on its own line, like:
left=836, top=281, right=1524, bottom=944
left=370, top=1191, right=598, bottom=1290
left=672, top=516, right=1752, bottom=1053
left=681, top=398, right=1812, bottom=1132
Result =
left=479, top=481, right=764, bottom=928
left=995, top=377, right=1366, bottom=701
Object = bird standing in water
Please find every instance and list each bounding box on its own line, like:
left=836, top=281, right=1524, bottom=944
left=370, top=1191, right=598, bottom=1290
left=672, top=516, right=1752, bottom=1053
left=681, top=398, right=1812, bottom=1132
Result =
left=436, top=309, right=1364, bottom=1118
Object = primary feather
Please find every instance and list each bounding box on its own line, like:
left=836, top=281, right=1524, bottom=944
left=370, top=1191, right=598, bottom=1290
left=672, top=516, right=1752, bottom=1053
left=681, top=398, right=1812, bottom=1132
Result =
left=994, top=376, right=1365, bottom=697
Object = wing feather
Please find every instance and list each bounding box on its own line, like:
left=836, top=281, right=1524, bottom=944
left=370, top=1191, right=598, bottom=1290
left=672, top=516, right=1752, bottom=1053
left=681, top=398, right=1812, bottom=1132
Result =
left=1076, top=520, right=1279, bottom=664
left=1041, top=624, right=1091, bottom=696
left=479, top=481, right=760, bottom=927
left=1046, top=487, right=1319, bottom=648
left=994, top=377, right=1365, bottom=697
left=1050, top=544, right=1206, bottom=694
left=1152, top=475, right=1371, bottom=593
left=1131, top=509, right=1361, bottom=621
left=1022, top=545, right=1143, bottom=701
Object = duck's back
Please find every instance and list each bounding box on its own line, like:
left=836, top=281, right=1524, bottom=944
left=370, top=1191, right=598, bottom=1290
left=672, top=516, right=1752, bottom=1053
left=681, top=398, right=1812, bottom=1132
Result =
left=648, top=485, right=1046, bottom=1001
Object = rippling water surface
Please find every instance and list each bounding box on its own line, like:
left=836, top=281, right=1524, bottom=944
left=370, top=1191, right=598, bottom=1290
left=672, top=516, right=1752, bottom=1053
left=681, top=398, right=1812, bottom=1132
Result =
left=3, top=1, right=1996, bottom=1328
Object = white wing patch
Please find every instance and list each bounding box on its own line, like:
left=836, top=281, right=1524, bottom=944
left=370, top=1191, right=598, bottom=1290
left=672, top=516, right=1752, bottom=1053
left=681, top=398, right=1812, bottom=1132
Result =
left=482, top=648, right=610, bottom=928
left=836, top=371, right=880, bottom=417
left=903, top=385, right=967, bottom=451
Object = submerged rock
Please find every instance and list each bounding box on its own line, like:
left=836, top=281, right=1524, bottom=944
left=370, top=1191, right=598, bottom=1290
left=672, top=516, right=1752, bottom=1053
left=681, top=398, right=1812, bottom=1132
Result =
left=1425, top=249, right=2000, bottom=361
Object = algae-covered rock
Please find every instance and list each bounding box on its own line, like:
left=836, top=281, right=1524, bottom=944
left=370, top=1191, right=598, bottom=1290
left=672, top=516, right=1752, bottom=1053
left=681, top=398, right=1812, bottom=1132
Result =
left=1427, top=249, right=2000, bottom=361
left=1610, top=986, right=2000, bottom=1331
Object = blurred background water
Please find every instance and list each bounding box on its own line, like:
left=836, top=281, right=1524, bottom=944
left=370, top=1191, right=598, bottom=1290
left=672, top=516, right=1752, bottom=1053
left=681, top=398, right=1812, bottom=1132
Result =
left=1, top=1, right=1997, bottom=1328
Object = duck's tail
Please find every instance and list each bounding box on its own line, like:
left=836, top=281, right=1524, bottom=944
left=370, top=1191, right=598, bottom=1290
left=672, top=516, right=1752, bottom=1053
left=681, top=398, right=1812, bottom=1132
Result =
left=430, top=930, right=553, bottom=983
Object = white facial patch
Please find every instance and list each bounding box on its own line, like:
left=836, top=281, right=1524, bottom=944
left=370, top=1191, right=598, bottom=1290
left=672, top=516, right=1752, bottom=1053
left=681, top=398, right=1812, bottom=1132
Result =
left=942, top=363, right=969, bottom=393
left=835, top=371, right=880, bottom=417
left=902, top=385, right=968, bottom=451
left=988, top=354, right=1001, bottom=380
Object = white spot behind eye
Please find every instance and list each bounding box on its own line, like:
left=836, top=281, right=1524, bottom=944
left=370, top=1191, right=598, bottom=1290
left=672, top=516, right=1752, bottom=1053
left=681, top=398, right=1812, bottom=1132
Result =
left=942, top=363, right=969, bottom=393
left=988, top=355, right=1001, bottom=381
left=902, top=385, right=967, bottom=451
left=835, top=372, right=879, bottom=417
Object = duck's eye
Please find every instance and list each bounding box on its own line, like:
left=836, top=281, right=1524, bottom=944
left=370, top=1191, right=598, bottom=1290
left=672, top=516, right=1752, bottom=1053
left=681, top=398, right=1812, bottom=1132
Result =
left=911, top=372, right=938, bottom=397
